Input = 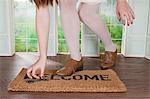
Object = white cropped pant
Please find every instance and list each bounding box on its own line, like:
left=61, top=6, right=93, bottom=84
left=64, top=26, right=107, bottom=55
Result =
left=79, top=0, right=101, bottom=4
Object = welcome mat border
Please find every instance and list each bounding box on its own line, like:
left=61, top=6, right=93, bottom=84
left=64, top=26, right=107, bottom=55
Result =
left=8, top=68, right=127, bottom=93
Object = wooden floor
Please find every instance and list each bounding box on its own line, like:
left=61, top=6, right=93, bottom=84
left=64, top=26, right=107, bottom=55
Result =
left=0, top=53, right=150, bottom=99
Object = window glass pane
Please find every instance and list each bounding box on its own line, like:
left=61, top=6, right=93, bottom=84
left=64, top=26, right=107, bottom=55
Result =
left=110, top=24, right=123, bottom=39
left=58, top=14, right=68, bottom=53
left=15, top=23, right=28, bottom=38
left=58, top=40, right=68, bottom=53
left=112, top=40, right=122, bottom=52
left=15, top=39, right=26, bottom=52
left=26, top=24, right=37, bottom=38
left=99, top=41, right=105, bottom=53
left=58, top=16, right=65, bottom=39
left=15, top=0, right=37, bottom=52
left=28, top=39, right=38, bottom=52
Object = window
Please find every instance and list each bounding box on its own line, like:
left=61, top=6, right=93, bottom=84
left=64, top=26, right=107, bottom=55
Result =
left=14, top=0, right=123, bottom=53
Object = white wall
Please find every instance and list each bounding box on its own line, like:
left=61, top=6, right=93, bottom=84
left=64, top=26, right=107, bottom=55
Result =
left=0, top=0, right=15, bottom=56
left=145, top=0, right=150, bottom=59
left=122, top=0, right=150, bottom=57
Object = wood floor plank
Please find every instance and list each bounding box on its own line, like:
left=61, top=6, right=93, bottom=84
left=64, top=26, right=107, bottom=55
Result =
left=0, top=53, right=150, bottom=99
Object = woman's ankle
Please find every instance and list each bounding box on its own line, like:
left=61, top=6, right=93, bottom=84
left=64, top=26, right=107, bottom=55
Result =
left=105, top=44, right=117, bottom=52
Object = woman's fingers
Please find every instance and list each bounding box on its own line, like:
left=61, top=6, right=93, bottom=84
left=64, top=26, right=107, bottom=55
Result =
left=32, top=69, right=40, bottom=79
left=126, top=8, right=135, bottom=26
left=128, top=12, right=134, bottom=25
left=120, top=10, right=135, bottom=26
left=40, top=68, right=45, bottom=79
left=126, top=13, right=131, bottom=26
left=130, top=10, right=135, bottom=19
left=32, top=70, right=40, bottom=79
left=117, top=1, right=135, bottom=26
left=27, top=65, right=45, bottom=79
left=27, top=67, right=41, bottom=79
left=127, top=5, right=135, bottom=25
left=116, top=10, right=121, bottom=21
left=129, top=6, right=135, bottom=19
left=120, top=13, right=126, bottom=25
left=27, top=67, right=33, bottom=79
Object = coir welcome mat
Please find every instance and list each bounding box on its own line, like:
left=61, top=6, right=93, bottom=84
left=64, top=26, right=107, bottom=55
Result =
left=8, top=68, right=127, bottom=93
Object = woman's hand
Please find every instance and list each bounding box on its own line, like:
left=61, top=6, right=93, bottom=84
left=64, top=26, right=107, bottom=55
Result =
left=116, top=0, right=135, bottom=26
left=27, top=58, right=46, bottom=79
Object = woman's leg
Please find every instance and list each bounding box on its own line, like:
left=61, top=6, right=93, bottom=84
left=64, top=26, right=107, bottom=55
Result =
left=79, top=3, right=117, bottom=69
left=79, top=3, right=116, bottom=52
left=36, top=6, right=50, bottom=60
left=27, top=6, right=50, bottom=79
left=56, top=0, right=83, bottom=76
left=59, top=0, right=81, bottom=61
